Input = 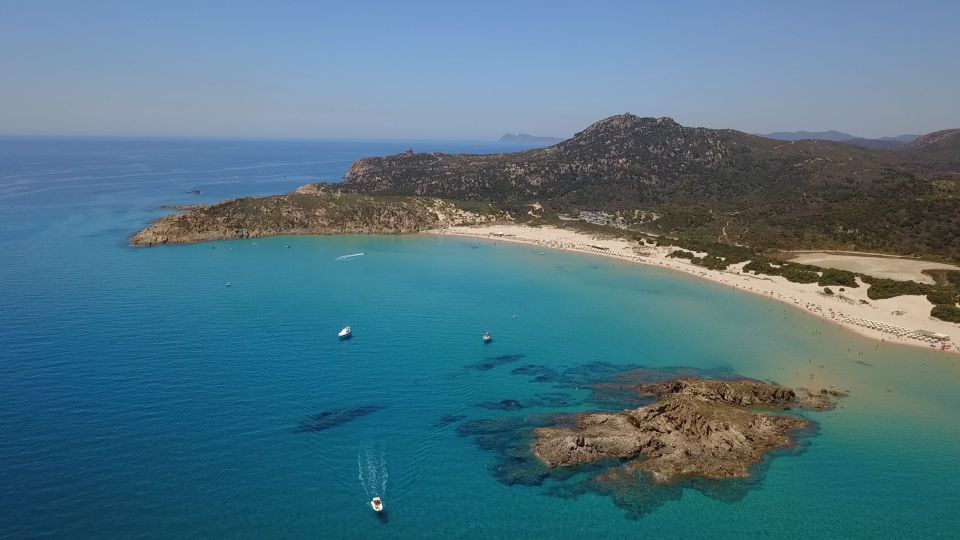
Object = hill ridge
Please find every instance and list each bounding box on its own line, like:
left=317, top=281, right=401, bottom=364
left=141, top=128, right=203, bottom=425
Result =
left=343, top=115, right=960, bottom=260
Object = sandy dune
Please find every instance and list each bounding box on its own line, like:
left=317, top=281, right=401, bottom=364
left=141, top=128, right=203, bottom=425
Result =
left=788, top=252, right=960, bottom=284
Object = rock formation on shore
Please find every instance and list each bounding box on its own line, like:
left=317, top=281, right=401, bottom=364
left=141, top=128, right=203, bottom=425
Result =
left=130, top=186, right=505, bottom=246
left=532, top=378, right=840, bottom=484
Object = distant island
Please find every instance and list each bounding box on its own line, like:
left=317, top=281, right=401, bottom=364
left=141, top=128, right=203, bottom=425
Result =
left=759, top=129, right=859, bottom=141
left=499, top=133, right=566, bottom=145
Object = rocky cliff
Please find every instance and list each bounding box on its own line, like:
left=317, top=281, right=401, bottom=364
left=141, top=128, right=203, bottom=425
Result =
left=533, top=379, right=840, bottom=483
left=130, top=186, right=504, bottom=246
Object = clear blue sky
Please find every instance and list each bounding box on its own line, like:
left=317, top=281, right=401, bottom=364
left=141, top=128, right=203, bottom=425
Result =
left=1, top=0, right=957, bottom=139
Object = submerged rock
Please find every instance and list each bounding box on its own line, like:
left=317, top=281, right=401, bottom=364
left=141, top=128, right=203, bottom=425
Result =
left=532, top=379, right=840, bottom=484
left=433, top=414, right=467, bottom=428
left=296, top=405, right=384, bottom=432
left=478, top=399, right=526, bottom=411
left=467, top=354, right=525, bottom=371
left=477, top=392, right=576, bottom=411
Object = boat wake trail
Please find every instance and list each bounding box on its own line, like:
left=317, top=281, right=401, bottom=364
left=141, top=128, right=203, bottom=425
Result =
left=336, top=252, right=366, bottom=261
left=358, top=442, right=388, bottom=498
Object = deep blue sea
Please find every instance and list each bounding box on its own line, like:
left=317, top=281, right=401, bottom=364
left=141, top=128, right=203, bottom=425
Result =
left=1, top=137, right=959, bottom=539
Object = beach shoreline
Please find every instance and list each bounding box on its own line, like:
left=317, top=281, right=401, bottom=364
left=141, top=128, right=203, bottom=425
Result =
left=429, top=224, right=960, bottom=354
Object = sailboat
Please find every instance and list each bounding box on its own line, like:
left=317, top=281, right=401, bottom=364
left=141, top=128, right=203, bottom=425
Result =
left=482, top=318, right=492, bottom=343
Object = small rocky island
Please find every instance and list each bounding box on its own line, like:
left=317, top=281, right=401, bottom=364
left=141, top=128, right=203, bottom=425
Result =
left=130, top=185, right=503, bottom=246
left=533, top=378, right=840, bottom=484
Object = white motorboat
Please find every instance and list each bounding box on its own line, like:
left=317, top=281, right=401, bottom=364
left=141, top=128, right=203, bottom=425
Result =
left=370, top=496, right=383, bottom=513
left=339, top=326, right=352, bottom=339
left=335, top=252, right=366, bottom=261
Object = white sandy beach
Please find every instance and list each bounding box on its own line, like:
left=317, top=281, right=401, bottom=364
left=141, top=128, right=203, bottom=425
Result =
left=432, top=224, right=960, bottom=354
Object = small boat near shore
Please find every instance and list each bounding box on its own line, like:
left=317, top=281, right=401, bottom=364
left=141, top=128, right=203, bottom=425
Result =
left=339, top=326, right=352, bottom=339
left=335, top=253, right=365, bottom=261
left=370, top=496, right=383, bottom=512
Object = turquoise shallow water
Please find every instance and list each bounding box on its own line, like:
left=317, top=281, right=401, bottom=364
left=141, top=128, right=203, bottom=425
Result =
left=1, top=138, right=959, bottom=538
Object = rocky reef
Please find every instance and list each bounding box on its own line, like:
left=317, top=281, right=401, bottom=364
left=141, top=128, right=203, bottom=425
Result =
left=130, top=186, right=504, bottom=246
left=533, top=379, right=839, bottom=484
left=296, top=405, right=385, bottom=433
left=454, top=363, right=843, bottom=518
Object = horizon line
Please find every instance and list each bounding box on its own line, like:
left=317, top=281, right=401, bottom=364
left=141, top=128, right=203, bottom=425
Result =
left=0, top=122, right=951, bottom=143
left=0, top=133, right=556, bottom=145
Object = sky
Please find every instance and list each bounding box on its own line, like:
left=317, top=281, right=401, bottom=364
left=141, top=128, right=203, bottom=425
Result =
left=1, top=0, right=958, bottom=140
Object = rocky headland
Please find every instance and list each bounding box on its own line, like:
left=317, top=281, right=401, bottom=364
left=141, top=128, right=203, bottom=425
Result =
left=130, top=185, right=504, bottom=246
left=132, top=113, right=960, bottom=260
left=532, top=378, right=841, bottom=484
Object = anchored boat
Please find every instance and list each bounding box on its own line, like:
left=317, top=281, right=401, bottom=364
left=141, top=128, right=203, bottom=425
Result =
left=339, top=326, right=352, bottom=339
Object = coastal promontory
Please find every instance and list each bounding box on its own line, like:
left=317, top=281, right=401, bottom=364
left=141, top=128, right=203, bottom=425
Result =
left=130, top=186, right=504, bottom=246
left=133, top=113, right=960, bottom=260
left=533, top=378, right=839, bottom=484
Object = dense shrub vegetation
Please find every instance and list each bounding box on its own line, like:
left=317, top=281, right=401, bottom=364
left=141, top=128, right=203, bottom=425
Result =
left=926, top=289, right=960, bottom=305
left=931, top=305, right=960, bottom=323
left=818, top=268, right=859, bottom=288
left=780, top=266, right=819, bottom=284
left=667, top=250, right=694, bottom=260
left=862, top=278, right=932, bottom=300
left=742, top=259, right=778, bottom=275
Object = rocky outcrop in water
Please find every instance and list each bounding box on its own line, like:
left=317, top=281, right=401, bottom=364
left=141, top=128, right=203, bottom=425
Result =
left=533, top=379, right=839, bottom=484
left=130, top=186, right=505, bottom=246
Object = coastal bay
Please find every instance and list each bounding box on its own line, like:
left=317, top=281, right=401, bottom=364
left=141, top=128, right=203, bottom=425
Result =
left=6, top=2, right=960, bottom=537
left=131, top=188, right=960, bottom=353
left=434, top=224, right=960, bottom=354
left=3, top=138, right=960, bottom=538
